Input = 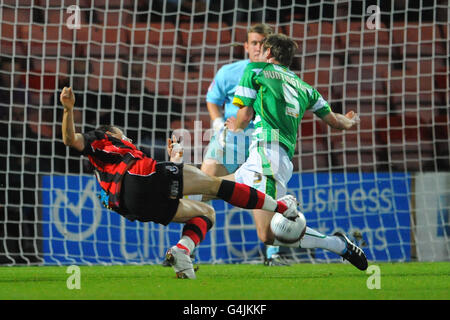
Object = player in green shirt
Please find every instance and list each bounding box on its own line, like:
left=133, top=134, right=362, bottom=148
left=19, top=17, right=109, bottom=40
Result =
left=229, top=34, right=367, bottom=271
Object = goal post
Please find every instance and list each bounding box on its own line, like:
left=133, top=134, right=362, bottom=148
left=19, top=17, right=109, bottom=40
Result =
left=0, top=0, right=448, bottom=265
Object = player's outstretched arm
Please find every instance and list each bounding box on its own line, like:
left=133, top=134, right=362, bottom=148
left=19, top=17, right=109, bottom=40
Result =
left=60, top=86, right=85, bottom=152
left=322, top=110, right=360, bottom=130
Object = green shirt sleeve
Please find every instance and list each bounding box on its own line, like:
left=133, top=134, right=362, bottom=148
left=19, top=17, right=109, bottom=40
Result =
left=232, top=65, right=261, bottom=109
left=307, top=87, right=331, bottom=118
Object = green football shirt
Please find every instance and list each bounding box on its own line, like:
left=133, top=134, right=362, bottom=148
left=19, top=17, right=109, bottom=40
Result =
left=232, top=62, right=331, bottom=159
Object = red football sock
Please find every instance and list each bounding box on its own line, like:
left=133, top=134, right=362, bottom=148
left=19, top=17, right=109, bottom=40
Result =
left=181, top=216, right=213, bottom=248
left=216, top=180, right=288, bottom=213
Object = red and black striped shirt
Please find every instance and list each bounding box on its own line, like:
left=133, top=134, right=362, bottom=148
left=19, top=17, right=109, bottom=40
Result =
left=81, top=130, right=157, bottom=212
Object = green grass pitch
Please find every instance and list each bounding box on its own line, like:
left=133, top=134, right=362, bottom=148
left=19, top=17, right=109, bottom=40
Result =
left=0, top=262, right=449, bottom=300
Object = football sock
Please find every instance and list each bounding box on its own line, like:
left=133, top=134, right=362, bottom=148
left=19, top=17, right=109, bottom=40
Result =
left=179, top=216, right=213, bottom=254
left=216, top=180, right=288, bottom=213
left=176, top=239, right=194, bottom=254
left=272, top=227, right=346, bottom=255
left=299, top=227, right=346, bottom=254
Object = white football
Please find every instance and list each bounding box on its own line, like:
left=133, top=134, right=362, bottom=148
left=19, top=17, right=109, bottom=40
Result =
left=270, top=211, right=307, bottom=243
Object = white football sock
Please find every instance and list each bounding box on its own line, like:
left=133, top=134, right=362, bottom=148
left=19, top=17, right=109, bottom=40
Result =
left=178, top=236, right=195, bottom=254
left=260, top=195, right=278, bottom=212
left=299, top=227, right=346, bottom=254
left=273, top=227, right=346, bottom=255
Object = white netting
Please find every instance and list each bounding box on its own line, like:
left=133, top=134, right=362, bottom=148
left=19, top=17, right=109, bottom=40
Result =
left=0, top=0, right=448, bottom=265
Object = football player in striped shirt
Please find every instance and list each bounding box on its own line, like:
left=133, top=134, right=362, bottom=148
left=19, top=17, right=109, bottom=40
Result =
left=60, top=86, right=299, bottom=279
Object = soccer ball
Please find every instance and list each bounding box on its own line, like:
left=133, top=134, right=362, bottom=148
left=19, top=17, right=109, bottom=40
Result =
left=270, top=211, right=307, bottom=243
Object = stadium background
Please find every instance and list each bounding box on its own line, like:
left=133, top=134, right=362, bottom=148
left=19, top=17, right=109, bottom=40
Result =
left=0, top=0, right=448, bottom=266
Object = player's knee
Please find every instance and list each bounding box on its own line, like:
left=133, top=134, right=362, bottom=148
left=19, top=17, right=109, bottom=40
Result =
left=209, top=176, right=223, bottom=195
left=195, top=165, right=222, bottom=195
left=198, top=175, right=222, bottom=196
left=201, top=202, right=216, bottom=226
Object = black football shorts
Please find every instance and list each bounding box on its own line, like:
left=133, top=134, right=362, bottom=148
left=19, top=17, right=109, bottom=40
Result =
left=119, top=162, right=184, bottom=225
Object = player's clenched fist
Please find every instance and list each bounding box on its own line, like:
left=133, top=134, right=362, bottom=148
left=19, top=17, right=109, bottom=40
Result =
left=60, top=87, right=75, bottom=110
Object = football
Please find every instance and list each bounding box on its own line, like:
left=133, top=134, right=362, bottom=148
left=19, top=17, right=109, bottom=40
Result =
left=270, top=211, right=307, bottom=243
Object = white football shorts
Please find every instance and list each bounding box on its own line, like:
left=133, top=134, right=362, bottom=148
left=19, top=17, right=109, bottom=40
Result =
left=234, top=142, right=293, bottom=199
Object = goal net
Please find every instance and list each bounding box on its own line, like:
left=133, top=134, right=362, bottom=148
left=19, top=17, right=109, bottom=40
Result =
left=0, top=0, right=448, bottom=265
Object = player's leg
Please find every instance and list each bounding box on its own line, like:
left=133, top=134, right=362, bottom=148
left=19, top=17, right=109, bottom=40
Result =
left=175, top=141, right=226, bottom=264
left=182, top=164, right=293, bottom=215
left=178, top=132, right=233, bottom=265
left=166, top=199, right=215, bottom=279
left=255, top=176, right=287, bottom=266
left=244, top=175, right=368, bottom=269
left=171, top=198, right=215, bottom=224
left=251, top=204, right=368, bottom=270
left=183, top=164, right=222, bottom=195
left=271, top=226, right=368, bottom=271
left=132, top=163, right=213, bottom=278
left=272, top=227, right=346, bottom=254
left=229, top=146, right=366, bottom=270
left=253, top=212, right=291, bottom=266
left=252, top=208, right=275, bottom=242
left=188, top=159, right=229, bottom=203
left=253, top=206, right=291, bottom=266
left=171, top=199, right=215, bottom=259
left=234, top=143, right=293, bottom=266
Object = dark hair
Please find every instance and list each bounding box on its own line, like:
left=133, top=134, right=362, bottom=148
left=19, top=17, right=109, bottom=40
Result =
left=96, top=125, right=119, bottom=134
left=247, top=23, right=273, bottom=40
left=262, top=34, right=298, bottom=67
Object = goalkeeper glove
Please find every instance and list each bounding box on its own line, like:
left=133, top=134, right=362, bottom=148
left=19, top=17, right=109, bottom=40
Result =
left=212, top=117, right=225, bottom=133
